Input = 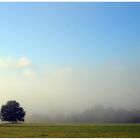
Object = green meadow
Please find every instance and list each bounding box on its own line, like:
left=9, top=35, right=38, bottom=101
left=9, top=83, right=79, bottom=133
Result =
left=0, top=123, right=140, bottom=138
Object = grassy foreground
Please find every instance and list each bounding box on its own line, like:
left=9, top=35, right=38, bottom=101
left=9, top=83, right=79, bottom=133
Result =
left=0, top=123, right=140, bottom=138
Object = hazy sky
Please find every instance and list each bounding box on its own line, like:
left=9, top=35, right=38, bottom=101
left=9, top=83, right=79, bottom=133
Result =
left=0, top=2, right=140, bottom=117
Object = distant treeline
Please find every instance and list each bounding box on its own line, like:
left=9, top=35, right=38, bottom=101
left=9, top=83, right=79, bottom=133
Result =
left=30, top=105, right=140, bottom=123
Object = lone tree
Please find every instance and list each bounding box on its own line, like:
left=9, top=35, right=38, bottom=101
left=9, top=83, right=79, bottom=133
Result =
left=0, top=100, right=26, bottom=123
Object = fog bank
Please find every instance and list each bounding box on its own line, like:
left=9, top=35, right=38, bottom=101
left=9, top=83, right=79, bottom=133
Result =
left=28, top=105, right=140, bottom=123
left=0, top=59, right=140, bottom=120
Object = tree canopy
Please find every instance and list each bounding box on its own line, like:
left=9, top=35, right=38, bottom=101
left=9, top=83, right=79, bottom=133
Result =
left=0, top=100, right=26, bottom=123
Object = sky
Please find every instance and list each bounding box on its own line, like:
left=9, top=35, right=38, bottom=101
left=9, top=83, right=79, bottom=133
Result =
left=0, top=2, right=140, bottom=119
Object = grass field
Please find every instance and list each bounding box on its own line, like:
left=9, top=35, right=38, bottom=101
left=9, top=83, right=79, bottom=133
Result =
left=0, top=123, right=140, bottom=138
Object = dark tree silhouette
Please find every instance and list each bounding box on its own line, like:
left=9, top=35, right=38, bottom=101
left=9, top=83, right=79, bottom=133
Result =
left=0, top=100, right=26, bottom=123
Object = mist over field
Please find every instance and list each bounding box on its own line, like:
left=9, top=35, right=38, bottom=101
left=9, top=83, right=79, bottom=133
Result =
left=0, top=57, right=140, bottom=122
left=0, top=3, right=140, bottom=123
